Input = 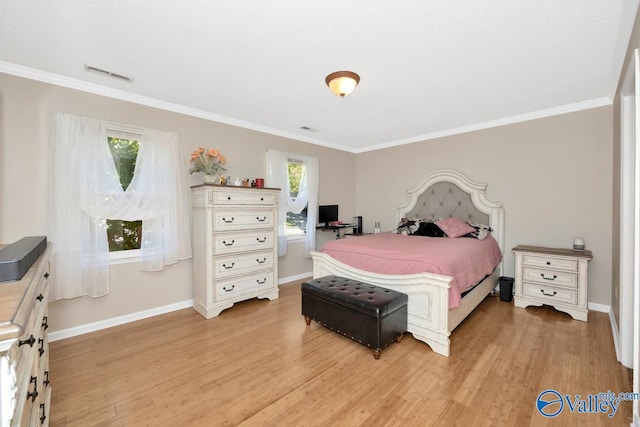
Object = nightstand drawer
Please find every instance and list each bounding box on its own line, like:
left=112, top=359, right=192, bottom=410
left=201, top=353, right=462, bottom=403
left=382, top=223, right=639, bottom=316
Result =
left=523, top=282, right=578, bottom=305
left=523, top=267, right=577, bottom=288
left=522, top=255, right=578, bottom=272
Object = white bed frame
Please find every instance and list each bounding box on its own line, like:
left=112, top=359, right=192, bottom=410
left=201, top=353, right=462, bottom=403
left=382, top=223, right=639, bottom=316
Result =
left=310, top=170, right=504, bottom=357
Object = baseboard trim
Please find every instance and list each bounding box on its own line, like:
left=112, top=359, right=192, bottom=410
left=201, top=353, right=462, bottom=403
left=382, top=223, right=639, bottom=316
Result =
left=278, top=272, right=312, bottom=285
left=48, top=299, right=193, bottom=342
left=608, top=308, right=622, bottom=363
left=587, top=302, right=610, bottom=313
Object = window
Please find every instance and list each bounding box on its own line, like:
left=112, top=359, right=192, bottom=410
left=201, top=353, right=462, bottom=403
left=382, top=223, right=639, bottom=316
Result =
left=286, top=160, right=307, bottom=238
left=49, top=112, right=192, bottom=298
left=106, top=135, right=142, bottom=252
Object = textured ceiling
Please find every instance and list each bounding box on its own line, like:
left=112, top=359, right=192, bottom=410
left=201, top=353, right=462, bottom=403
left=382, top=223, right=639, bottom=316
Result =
left=0, top=1, right=638, bottom=153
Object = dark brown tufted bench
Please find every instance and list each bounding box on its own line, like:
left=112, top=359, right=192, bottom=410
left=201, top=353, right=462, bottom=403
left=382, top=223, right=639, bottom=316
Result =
left=301, top=276, right=407, bottom=359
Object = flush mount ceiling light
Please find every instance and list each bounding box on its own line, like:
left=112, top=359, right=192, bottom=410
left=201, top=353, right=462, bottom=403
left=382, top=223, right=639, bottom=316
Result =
left=325, top=71, right=360, bottom=97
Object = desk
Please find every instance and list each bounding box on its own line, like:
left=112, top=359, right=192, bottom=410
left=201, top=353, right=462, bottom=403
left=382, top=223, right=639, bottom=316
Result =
left=316, top=223, right=357, bottom=239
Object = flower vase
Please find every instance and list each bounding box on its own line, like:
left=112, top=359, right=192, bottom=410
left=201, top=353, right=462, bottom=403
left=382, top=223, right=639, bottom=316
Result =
left=202, top=174, right=218, bottom=184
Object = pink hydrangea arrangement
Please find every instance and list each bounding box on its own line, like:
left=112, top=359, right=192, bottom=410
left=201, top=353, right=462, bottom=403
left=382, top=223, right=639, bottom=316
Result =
left=189, top=147, right=226, bottom=175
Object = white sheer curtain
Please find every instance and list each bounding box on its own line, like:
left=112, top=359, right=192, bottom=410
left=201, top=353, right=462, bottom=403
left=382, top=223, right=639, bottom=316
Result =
left=48, top=112, right=192, bottom=299
left=265, top=149, right=319, bottom=257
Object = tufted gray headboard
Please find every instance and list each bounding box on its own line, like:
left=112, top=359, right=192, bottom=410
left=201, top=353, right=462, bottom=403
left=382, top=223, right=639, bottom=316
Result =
left=404, top=181, right=490, bottom=225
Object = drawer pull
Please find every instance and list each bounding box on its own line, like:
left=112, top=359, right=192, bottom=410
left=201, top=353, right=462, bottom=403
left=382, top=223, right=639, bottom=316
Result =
left=44, top=272, right=50, bottom=279
left=27, top=376, right=38, bottom=403
left=546, top=261, right=551, bottom=265
left=222, top=217, right=235, bottom=223
left=541, top=289, right=557, bottom=297
left=256, top=278, right=267, bottom=285
left=36, top=293, right=44, bottom=302
left=19, top=335, right=36, bottom=347
left=38, top=338, right=45, bottom=357
left=223, top=285, right=235, bottom=292
left=256, top=237, right=267, bottom=243
left=540, top=273, right=557, bottom=281
left=256, top=216, right=267, bottom=222
left=260, top=197, right=264, bottom=201
left=227, top=196, right=231, bottom=201
left=256, top=257, right=267, bottom=264
left=39, top=403, right=47, bottom=424
left=222, top=262, right=235, bottom=270
left=43, top=371, right=50, bottom=387
left=42, top=316, right=49, bottom=330
left=222, top=240, right=235, bottom=247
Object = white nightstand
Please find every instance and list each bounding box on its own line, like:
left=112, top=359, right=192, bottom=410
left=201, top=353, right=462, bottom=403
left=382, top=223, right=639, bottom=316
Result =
left=512, top=245, right=592, bottom=321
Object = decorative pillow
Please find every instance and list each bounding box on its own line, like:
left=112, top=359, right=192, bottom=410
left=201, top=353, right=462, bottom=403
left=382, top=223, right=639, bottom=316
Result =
left=413, top=221, right=445, bottom=237
left=393, top=218, right=421, bottom=235
left=466, top=222, right=492, bottom=240
left=434, top=217, right=476, bottom=238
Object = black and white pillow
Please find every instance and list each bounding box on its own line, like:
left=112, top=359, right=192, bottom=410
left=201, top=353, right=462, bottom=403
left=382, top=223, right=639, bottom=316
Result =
left=413, top=221, right=445, bottom=237
left=466, top=222, right=492, bottom=240
left=393, top=218, right=422, bottom=235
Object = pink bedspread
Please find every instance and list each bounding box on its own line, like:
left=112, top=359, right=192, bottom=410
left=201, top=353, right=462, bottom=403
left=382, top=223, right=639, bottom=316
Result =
left=321, top=233, right=502, bottom=309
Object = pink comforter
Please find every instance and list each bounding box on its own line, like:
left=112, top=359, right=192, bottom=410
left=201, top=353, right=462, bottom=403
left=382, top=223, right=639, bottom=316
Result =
left=321, top=233, right=503, bottom=309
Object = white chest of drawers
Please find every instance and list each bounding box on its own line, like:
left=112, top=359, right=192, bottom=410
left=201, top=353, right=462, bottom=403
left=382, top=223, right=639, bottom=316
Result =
left=0, top=244, right=52, bottom=426
left=191, top=184, right=280, bottom=318
left=513, top=245, right=592, bottom=321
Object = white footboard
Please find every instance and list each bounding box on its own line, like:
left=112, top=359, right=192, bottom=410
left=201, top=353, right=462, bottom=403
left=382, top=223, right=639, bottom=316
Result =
left=311, top=251, right=454, bottom=356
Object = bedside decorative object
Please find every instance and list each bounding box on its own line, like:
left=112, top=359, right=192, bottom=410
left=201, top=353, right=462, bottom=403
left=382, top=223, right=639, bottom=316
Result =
left=573, top=237, right=585, bottom=250
left=512, top=245, right=592, bottom=321
left=188, top=147, right=227, bottom=183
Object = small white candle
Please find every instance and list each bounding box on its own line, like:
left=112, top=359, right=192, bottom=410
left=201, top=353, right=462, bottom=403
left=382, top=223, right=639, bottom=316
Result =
left=573, top=237, right=585, bottom=250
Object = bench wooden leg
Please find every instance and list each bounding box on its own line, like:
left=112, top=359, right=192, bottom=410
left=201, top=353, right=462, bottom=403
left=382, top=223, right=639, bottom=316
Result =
left=396, top=333, right=405, bottom=343
left=304, top=315, right=311, bottom=326
left=372, top=349, right=381, bottom=359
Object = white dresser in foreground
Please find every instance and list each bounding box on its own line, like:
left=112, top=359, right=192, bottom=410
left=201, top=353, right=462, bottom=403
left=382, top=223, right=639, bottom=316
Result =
left=0, top=244, right=52, bottom=426
left=513, top=245, right=592, bottom=321
left=191, top=184, right=280, bottom=318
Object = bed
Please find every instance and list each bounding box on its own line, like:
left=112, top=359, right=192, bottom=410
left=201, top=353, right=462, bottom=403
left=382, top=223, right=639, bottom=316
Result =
left=310, top=169, right=505, bottom=357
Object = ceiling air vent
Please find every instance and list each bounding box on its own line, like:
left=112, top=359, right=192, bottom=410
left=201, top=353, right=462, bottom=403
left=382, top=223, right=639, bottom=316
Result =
left=299, top=126, right=318, bottom=133
left=84, top=65, right=134, bottom=83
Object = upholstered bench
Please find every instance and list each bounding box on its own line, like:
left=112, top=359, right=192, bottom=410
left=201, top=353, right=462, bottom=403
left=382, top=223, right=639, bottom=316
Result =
left=301, top=276, right=408, bottom=359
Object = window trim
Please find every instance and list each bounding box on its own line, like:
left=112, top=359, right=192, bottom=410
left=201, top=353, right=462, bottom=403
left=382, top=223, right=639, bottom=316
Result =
left=109, top=248, right=141, bottom=264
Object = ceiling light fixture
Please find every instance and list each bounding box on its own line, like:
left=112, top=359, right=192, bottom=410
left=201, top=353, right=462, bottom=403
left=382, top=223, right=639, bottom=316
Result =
left=325, top=71, right=360, bottom=97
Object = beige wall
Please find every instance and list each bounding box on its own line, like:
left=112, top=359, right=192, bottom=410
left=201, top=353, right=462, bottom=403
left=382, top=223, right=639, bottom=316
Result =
left=0, top=73, right=356, bottom=332
left=356, top=107, right=613, bottom=306
left=611, top=5, right=640, bottom=330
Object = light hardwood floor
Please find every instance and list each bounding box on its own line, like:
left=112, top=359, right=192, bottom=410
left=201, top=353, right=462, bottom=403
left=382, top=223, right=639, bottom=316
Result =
left=49, top=280, right=632, bottom=426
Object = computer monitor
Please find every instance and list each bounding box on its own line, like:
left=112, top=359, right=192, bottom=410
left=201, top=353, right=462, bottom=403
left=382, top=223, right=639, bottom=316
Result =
left=318, top=205, right=338, bottom=226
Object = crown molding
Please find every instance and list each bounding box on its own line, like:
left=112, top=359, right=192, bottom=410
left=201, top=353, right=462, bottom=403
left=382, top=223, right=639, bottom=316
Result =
left=355, top=97, right=613, bottom=153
